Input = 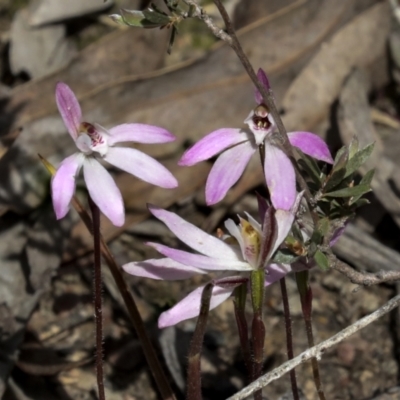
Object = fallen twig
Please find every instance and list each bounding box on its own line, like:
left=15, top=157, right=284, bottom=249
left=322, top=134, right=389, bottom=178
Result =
left=226, top=293, right=400, bottom=400
left=329, top=255, right=400, bottom=286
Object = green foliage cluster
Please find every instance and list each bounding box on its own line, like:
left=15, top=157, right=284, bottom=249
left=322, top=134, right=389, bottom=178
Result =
left=275, top=138, right=374, bottom=271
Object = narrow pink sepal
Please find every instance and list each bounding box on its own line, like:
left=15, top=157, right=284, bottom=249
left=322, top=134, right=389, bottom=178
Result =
left=178, top=128, right=247, bottom=166
left=108, top=124, right=176, bottom=145
left=254, top=68, right=270, bottom=104
left=330, top=224, right=347, bottom=247
left=104, top=147, right=178, bottom=189
left=147, top=242, right=252, bottom=271
left=148, top=205, right=240, bottom=260
left=264, top=144, right=296, bottom=211
left=51, top=153, right=84, bottom=220
left=265, top=263, right=291, bottom=286
left=272, top=210, right=295, bottom=256
left=256, top=193, right=269, bottom=224
left=288, top=131, right=334, bottom=164
left=206, top=140, right=256, bottom=205
left=55, top=82, right=82, bottom=140
left=158, top=284, right=236, bottom=328
left=83, top=158, right=125, bottom=227
left=123, top=258, right=205, bottom=280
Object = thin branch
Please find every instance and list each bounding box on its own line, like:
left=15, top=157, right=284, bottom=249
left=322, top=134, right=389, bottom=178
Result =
left=226, top=293, right=400, bottom=400
left=183, top=0, right=232, bottom=43
left=329, top=254, right=400, bottom=286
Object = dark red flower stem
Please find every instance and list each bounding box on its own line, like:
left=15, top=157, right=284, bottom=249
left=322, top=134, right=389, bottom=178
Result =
left=296, top=271, right=326, bottom=400
left=251, top=310, right=265, bottom=400
left=186, top=283, right=214, bottom=400
left=88, top=196, right=106, bottom=400
left=279, top=277, right=300, bottom=400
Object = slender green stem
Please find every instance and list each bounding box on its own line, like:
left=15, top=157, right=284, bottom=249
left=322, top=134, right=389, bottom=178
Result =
left=250, top=270, right=266, bottom=400
left=88, top=197, right=106, bottom=400
left=279, top=278, right=299, bottom=400
left=251, top=311, right=265, bottom=400
left=233, top=285, right=252, bottom=376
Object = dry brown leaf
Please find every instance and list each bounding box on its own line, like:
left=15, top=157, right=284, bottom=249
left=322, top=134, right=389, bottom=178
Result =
left=233, top=0, right=299, bottom=29
left=0, top=127, right=21, bottom=161
left=338, top=69, right=400, bottom=228
left=281, top=2, right=390, bottom=131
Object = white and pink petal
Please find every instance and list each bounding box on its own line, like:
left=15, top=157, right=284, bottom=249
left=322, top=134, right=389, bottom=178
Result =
left=108, top=124, right=175, bottom=145
left=148, top=205, right=240, bottom=260
left=269, top=192, right=302, bottom=257
left=51, top=153, right=84, bottom=220
left=288, top=131, right=333, bottom=164
left=158, top=284, right=237, bottom=328
left=123, top=258, right=205, bottom=280
left=179, top=128, right=248, bottom=166
left=264, top=144, right=296, bottom=211
left=83, top=158, right=125, bottom=227
left=146, top=243, right=252, bottom=272
left=206, top=140, right=256, bottom=205
left=265, top=263, right=291, bottom=286
left=55, top=82, right=82, bottom=140
left=104, top=147, right=178, bottom=189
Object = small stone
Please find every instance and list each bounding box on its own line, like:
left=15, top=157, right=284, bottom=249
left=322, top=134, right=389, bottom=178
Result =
left=337, top=342, right=356, bottom=366
left=10, top=8, right=76, bottom=79
left=29, top=0, right=114, bottom=26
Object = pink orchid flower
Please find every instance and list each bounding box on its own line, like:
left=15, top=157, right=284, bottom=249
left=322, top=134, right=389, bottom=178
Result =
left=51, top=82, right=178, bottom=227
left=123, top=193, right=305, bottom=328
left=178, top=68, right=333, bottom=210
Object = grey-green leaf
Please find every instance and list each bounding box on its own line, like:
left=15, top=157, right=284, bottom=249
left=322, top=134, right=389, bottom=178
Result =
left=120, top=9, right=161, bottom=28
left=298, top=151, right=321, bottom=185
left=350, top=169, right=375, bottom=204
left=314, top=249, right=329, bottom=271
left=348, top=136, right=359, bottom=159
left=350, top=198, right=370, bottom=207
left=344, top=142, right=374, bottom=178
left=323, top=167, right=347, bottom=192
left=272, top=249, right=299, bottom=265
left=143, top=9, right=171, bottom=25
left=324, top=184, right=371, bottom=198
left=317, top=217, right=330, bottom=237
left=109, top=14, right=126, bottom=25
left=334, top=146, right=348, bottom=165
left=360, top=168, right=375, bottom=185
